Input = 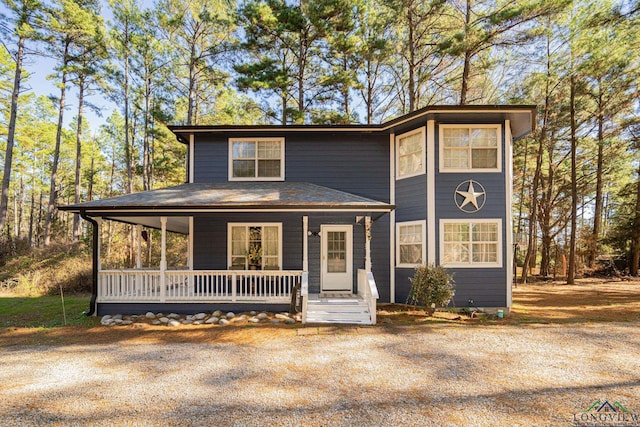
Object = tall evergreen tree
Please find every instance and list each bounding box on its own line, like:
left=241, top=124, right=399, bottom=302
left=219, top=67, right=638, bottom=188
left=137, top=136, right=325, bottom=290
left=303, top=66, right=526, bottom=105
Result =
left=0, top=0, right=42, bottom=239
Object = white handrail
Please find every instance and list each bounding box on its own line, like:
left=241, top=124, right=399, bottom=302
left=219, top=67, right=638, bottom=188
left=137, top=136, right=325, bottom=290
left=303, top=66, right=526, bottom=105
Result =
left=357, top=269, right=379, bottom=325
left=301, top=272, right=309, bottom=324
left=98, top=269, right=303, bottom=304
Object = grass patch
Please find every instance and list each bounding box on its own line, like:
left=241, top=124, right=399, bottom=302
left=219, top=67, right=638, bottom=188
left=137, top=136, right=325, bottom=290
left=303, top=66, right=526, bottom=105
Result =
left=0, top=295, right=96, bottom=328
left=0, top=242, right=92, bottom=296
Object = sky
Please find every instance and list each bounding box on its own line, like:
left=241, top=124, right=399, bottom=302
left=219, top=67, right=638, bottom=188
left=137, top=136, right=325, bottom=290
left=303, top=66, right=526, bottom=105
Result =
left=1, top=1, right=123, bottom=134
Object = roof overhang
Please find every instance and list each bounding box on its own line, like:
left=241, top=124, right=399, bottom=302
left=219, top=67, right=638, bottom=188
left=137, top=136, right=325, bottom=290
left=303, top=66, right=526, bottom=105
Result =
left=59, top=182, right=394, bottom=234
left=169, top=104, right=536, bottom=142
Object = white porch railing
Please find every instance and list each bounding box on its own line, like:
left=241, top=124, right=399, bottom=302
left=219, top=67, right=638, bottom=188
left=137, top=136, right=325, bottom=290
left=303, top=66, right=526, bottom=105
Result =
left=357, top=269, right=379, bottom=325
left=98, top=270, right=303, bottom=303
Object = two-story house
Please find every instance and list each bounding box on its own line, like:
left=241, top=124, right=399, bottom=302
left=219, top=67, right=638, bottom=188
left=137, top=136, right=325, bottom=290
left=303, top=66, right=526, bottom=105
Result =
left=60, top=105, right=535, bottom=324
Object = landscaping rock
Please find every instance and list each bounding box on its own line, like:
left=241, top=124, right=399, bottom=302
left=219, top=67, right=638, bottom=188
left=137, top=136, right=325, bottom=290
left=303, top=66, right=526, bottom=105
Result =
left=182, top=320, right=193, bottom=325
left=168, top=319, right=181, bottom=327
left=218, top=319, right=230, bottom=326
left=159, top=317, right=170, bottom=324
left=168, top=313, right=180, bottom=319
left=249, top=311, right=257, bottom=316
left=269, top=319, right=281, bottom=324
left=193, top=320, right=202, bottom=325
left=257, top=313, right=268, bottom=320
left=248, top=317, right=260, bottom=323
left=121, top=320, right=133, bottom=326
left=145, top=312, right=156, bottom=319
left=275, top=313, right=289, bottom=320
left=284, top=318, right=296, bottom=325
left=101, top=315, right=112, bottom=323
left=194, top=313, right=206, bottom=320
left=112, top=314, right=123, bottom=321
left=151, top=320, right=161, bottom=325
left=212, top=310, right=222, bottom=317
left=226, top=312, right=235, bottom=319
left=205, top=317, right=219, bottom=324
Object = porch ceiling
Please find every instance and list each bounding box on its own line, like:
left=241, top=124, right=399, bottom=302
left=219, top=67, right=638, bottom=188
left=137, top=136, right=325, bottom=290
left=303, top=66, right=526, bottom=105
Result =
left=102, top=215, right=189, bottom=234
left=58, top=182, right=394, bottom=224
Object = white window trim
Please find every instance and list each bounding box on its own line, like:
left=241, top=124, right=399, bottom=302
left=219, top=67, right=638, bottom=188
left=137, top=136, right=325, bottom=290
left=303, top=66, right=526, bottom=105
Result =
left=439, top=219, right=503, bottom=268
left=439, top=124, right=502, bottom=173
left=227, top=223, right=283, bottom=270
left=396, top=127, right=426, bottom=180
left=396, top=220, right=426, bottom=268
left=228, top=137, right=285, bottom=181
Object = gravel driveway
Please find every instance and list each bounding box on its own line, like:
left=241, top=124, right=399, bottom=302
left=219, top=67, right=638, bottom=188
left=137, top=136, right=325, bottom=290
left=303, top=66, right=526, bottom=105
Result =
left=1, top=323, right=639, bottom=426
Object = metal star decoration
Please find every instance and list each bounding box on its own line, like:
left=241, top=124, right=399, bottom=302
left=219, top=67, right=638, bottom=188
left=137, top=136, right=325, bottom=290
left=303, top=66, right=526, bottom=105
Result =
left=455, top=180, right=486, bottom=212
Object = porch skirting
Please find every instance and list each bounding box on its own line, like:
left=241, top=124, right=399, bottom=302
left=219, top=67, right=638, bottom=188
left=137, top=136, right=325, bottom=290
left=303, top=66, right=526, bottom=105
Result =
left=96, top=302, right=291, bottom=316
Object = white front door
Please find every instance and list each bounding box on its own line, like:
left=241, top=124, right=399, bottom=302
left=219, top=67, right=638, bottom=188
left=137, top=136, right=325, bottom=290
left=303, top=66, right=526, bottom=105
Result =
left=321, top=225, right=353, bottom=292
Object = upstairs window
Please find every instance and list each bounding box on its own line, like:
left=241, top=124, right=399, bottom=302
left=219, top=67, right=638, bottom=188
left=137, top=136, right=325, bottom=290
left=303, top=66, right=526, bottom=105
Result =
left=440, top=125, right=501, bottom=172
left=396, top=128, right=426, bottom=179
left=229, top=138, right=284, bottom=180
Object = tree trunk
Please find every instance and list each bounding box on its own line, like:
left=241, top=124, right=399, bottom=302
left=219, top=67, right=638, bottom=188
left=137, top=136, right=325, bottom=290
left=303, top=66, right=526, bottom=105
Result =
left=44, top=42, right=69, bottom=246
left=588, top=85, right=605, bottom=268
left=407, top=6, right=416, bottom=112
left=567, top=73, right=578, bottom=284
left=631, top=166, right=640, bottom=276
left=0, top=34, right=26, bottom=239
left=72, top=81, right=85, bottom=241
left=187, top=42, right=197, bottom=126
left=143, top=72, right=151, bottom=191
left=459, top=0, right=472, bottom=105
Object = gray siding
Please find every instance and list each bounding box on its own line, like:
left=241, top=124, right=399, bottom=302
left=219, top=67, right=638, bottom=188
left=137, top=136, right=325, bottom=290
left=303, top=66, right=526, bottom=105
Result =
left=432, top=122, right=508, bottom=308
left=192, top=133, right=391, bottom=203
left=194, top=213, right=302, bottom=270
left=193, top=135, right=228, bottom=182
left=286, top=134, right=390, bottom=202
left=395, top=175, right=426, bottom=222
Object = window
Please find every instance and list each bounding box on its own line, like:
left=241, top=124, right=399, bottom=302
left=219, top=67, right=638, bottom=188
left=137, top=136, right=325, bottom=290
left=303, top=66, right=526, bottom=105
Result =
left=396, top=128, right=425, bottom=179
left=228, top=223, right=282, bottom=270
left=440, top=220, right=502, bottom=268
left=440, top=125, right=501, bottom=172
left=396, top=220, right=426, bottom=267
left=229, top=138, right=284, bottom=180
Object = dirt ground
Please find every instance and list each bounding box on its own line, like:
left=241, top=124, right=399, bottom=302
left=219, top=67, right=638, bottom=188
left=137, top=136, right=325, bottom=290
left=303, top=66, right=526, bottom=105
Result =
left=1, top=278, right=639, bottom=347
left=1, top=279, right=639, bottom=426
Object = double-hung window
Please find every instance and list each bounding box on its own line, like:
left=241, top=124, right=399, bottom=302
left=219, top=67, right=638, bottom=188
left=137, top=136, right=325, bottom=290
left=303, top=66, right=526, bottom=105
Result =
left=396, top=220, right=426, bottom=267
left=229, top=223, right=282, bottom=270
left=440, top=125, right=501, bottom=172
left=440, top=219, right=502, bottom=268
left=229, top=138, right=284, bottom=180
left=396, top=128, right=426, bottom=179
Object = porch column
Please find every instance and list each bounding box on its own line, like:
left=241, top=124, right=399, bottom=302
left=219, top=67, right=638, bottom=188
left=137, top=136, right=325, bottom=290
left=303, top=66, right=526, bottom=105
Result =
left=365, top=216, right=372, bottom=272
left=95, top=218, right=102, bottom=272
left=160, top=216, right=167, bottom=303
left=302, top=216, right=308, bottom=272
left=188, top=216, right=194, bottom=270
left=136, top=224, right=142, bottom=269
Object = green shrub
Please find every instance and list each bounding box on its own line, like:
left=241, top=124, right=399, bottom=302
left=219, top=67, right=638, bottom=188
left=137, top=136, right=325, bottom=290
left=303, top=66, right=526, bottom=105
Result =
left=407, top=265, right=455, bottom=312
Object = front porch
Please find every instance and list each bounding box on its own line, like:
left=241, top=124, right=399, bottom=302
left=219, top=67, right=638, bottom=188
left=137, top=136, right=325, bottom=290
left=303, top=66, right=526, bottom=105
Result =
left=60, top=182, right=392, bottom=325
left=95, top=268, right=378, bottom=324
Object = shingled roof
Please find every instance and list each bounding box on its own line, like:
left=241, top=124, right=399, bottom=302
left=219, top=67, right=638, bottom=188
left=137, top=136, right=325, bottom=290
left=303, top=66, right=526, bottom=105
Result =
left=59, top=182, right=394, bottom=213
